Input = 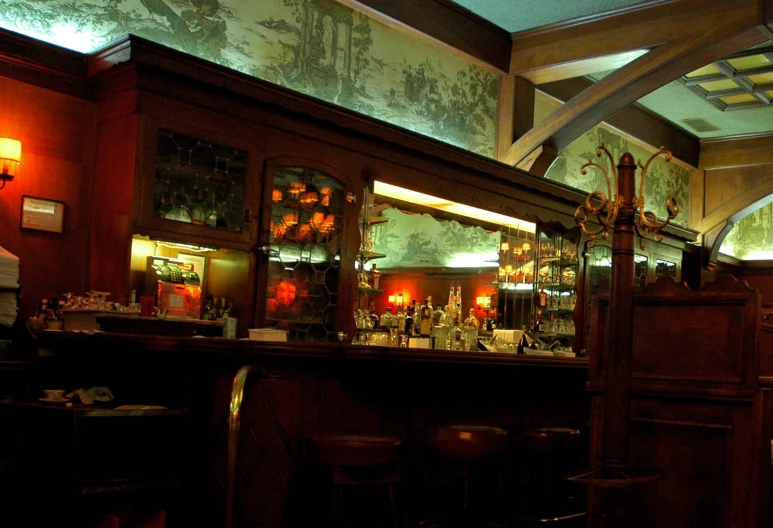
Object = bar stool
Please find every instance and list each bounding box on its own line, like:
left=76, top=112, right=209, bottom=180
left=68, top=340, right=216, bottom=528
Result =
left=511, top=427, right=586, bottom=526
left=306, top=432, right=403, bottom=528
left=423, top=424, right=508, bottom=526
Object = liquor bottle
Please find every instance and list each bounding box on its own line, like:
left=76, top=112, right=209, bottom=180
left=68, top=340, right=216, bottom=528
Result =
left=380, top=306, right=393, bottom=329
left=534, top=311, right=546, bottom=332
left=448, top=282, right=456, bottom=309
left=420, top=298, right=432, bottom=336
left=370, top=264, right=381, bottom=290
left=517, top=326, right=529, bottom=354
left=536, top=286, right=548, bottom=309
left=203, top=295, right=214, bottom=320
left=432, top=303, right=445, bottom=327
left=396, top=305, right=406, bottom=333
left=369, top=300, right=380, bottom=329
left=404, top=305, right=413, bottom=335
left=463, top=308, right=480, bottom=329
left=412, top=301, right=422, bottom=337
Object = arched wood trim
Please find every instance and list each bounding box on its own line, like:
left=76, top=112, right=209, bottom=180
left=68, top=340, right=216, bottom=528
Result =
left=703, top=193, right=773, bottom=268
left=700, top=178, right=773, bottom=236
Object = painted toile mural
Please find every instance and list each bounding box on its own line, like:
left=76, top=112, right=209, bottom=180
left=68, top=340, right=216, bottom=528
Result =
left=537, top=96, right=691, bottom=227
left=372, top=208, right=499, bottom=269
left=720, top=203, right=773, bottom=260
left=0, top=0, right=499, bottom=157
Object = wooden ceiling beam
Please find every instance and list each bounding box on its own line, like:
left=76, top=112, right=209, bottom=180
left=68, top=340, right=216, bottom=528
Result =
left=338, top=0, right=511, bottom=74
left=501, top=24, right=767, bottom=167
left=540, top=77, right=700, bottom=168
left=510, top=0, right=761, bottom=79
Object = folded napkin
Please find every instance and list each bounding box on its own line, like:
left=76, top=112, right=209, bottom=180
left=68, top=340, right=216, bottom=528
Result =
left=66, top=386, right=114, bottom=405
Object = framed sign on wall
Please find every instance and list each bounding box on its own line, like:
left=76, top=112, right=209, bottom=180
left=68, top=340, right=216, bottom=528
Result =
left=20, top=196, right=65, bottom=233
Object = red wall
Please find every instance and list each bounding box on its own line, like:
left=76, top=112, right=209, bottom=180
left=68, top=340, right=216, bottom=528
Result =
left=0, top=76, right=95, bottom=319
left=376, top=271, right=497, bottom=322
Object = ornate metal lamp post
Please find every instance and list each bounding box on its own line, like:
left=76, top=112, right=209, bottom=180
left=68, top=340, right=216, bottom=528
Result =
left=573, top=144, right=678, bottom=527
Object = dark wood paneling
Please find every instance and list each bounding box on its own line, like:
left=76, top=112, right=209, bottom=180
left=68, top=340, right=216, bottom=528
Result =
left=628, top=419, right=729, bottom=528
left=632, top=304, right=745, bottom=384
left=0, top=76, right=94, bottom=319
left=588, top=273, right=765, bottom=527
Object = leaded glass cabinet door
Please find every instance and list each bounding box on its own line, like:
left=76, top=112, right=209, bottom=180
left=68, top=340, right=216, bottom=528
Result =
left=138, top=117, right=260, bottom=249
left=259, top=161, right=359, bottom=342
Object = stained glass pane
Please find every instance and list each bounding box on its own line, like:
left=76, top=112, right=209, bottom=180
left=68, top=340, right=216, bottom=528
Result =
left=154, top=129, right=247, bottom=231
left=265, top=167, right=345, bottom=342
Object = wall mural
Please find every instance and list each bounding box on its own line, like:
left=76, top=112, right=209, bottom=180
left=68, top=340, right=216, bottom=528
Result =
left=536, top=96, right=691, bottom=227
left=0, top=0, right=498, bottom=158
left=371, top=208, right=499, bottom=269
left=720, top=203, right=773, bottom=260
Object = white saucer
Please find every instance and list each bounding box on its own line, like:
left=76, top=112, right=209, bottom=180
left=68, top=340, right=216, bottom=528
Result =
left=39, top=398, right=70, bottom=404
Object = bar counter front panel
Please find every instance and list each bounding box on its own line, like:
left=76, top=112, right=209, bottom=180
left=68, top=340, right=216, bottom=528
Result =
left=32, top=331, right=590, bottom=527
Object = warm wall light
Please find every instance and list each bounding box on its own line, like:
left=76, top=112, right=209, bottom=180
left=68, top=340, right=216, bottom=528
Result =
left=476, top=295, right=491, bottom=309
left=0, top=137, right=21, bottom=189
left=396, top=294, right=404, bottom=307
left=522, top=242, right=531, bottom=252
left=388, top=295, right=396, bottom=305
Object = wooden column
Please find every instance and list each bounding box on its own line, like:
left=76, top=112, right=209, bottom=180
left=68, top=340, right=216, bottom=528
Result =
left=602, top=153, right=637, bottom=466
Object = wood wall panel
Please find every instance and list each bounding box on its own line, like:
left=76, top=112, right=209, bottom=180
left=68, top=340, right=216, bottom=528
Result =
left=0, top=76, right=94, bottom=318
left=704, top=170, right=773, bottom=217
left=628, top=419, right=729, bottom=528
left=632, top=304, right=744, bottom=384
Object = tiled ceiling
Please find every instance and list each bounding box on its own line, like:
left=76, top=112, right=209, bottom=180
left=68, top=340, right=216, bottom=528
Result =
left=446, top=0, right=646, bottom=33
left=448, top=0, right=773, bottom=140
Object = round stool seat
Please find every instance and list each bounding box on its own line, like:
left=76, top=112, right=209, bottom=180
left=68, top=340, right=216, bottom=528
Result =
left=521, top=427, right=581, bottom=453
left=431, top=424, right=508, bottom=460
left=307, top=433, right=401, bottom=467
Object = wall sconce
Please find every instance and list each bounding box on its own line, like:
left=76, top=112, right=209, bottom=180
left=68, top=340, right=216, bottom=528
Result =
left=476, top=295, right=491, bottom=310
left=0, top=137, right=21, bottom=189
left=388, top=294, right=396, bottom=305
left=396, top=293, right=404, bottom=307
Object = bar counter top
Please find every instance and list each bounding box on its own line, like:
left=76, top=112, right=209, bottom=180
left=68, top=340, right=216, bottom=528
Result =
left=34, top=329, right=588, bottom=369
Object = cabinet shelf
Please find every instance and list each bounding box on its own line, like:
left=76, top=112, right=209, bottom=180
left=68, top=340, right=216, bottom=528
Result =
left=358, top=287, right=384, bottom=294
left=546, top=308, right=575, bottom=315
left=362, top=215, right=389, bottom=225
left=539, top=256, right=579, bottom=267
left=359, top=251, right=386, bottom=261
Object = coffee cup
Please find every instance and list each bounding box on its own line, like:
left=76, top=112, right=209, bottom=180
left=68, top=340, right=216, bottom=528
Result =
left=43, top=389, right=65, bottom=401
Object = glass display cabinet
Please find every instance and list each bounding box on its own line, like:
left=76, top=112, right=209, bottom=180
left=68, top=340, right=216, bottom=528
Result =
left=138, top=118, right=261, bottom=248
left=262, top=165, right=347, bottom=341
left=532, top=223, right=581, bottom=351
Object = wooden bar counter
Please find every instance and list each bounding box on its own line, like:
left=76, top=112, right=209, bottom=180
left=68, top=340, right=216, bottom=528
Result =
left=26, top=330, right=590, bottom=527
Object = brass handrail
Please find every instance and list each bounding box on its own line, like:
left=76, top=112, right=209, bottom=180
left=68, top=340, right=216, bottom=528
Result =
left=226, top=365, right=261, bottom=528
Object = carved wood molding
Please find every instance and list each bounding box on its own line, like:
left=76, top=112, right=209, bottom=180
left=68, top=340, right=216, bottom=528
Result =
left=338, top=0, right=511, bottom=73
left=700, top=134, right=773, bottom=169
left=704, top=220, right=735, bottom=269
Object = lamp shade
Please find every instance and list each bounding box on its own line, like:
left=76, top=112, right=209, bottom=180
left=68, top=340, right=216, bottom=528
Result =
left=0, top=137, right=21, bottom=176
